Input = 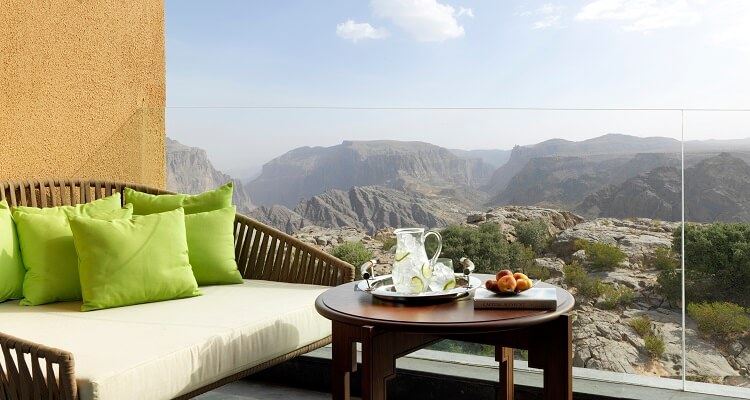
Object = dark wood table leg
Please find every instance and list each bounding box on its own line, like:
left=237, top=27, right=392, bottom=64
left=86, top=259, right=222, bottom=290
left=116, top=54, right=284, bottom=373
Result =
left=358, top=328, right=440, bottom=400
left=359, top=326, right=390, bottom=400
left=496, top=346, right=514, bottom=400
left=543, top=314, right=572, bottom=400
left=528, top=314, right=573, bottom=400
left=332, top=321, right=357, bottom=400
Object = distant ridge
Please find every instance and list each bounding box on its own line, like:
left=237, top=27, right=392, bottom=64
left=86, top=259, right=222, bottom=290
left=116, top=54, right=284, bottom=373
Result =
left=248, top=140, right=495, bottom=208
left=578, top=153, right=750, bottom=222
left=166, top=138, right=255, bottom=215
left=483, top=134, right=682, bottom=197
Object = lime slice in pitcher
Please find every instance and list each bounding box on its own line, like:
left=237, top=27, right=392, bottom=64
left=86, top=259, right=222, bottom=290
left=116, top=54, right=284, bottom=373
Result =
left=421, top=262, right=432, bottom=279
left=410, top=276, right=424, bottom=293
left=395, top=252, right=410, bottom=262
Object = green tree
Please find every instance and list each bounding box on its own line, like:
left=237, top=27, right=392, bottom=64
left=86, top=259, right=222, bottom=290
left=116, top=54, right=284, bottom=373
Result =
left=674, top=223, right=750, bottom=307
left=513, top=219, right=550, bottom=255
left=329, top=241, right=373, bottom=277
left=648, top=247, right=679, bottom=271
left=575, top=240, right=627, bottom=271
left=439, top=223, right=533, bottom=274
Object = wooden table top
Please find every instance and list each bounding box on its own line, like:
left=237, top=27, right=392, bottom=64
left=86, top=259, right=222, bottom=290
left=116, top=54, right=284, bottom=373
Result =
left=315, top=274, right=575, bottom=335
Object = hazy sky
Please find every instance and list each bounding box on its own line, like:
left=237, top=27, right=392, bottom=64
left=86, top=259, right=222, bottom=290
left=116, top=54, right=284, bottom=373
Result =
left=166, top=0, right=750, bottom=172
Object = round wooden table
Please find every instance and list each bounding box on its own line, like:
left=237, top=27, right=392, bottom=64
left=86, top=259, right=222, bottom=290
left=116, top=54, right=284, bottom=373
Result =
left=315, top=274, right=575, bottom=400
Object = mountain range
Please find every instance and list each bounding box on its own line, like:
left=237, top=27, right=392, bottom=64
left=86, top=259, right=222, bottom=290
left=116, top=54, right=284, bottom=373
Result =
left=168, top=134, right=750, bottom=232
left=247, top=140, right=495, bottom=208
left=579, top=152, right=750, bottom=222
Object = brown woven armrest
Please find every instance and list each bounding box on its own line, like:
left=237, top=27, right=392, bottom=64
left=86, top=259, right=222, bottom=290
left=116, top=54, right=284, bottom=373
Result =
left=234, top=214, right=354, bottom=286
left=1, top=331, right=77, bottom=400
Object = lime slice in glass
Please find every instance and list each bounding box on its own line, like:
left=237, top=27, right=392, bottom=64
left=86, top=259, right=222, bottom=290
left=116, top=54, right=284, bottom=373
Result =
left=395, top=252, right=410, bottom=262
left=443, top=280, right=456, bottom=291
left=410, top=276, right=424, bottom=293
left=421, top=263, right=432, bottom=279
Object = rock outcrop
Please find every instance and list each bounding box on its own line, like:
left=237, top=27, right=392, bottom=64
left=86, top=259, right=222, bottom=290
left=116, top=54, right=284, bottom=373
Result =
left=248, top=140, right=495, bottom=208
left=166, top=138, right=255, bottom=214
left=552, top=218, right=678, bottom=265
left=465, top=206, right=584, bottom=242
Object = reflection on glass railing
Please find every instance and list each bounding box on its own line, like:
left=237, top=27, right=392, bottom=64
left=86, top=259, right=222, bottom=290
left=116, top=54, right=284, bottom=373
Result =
left=163, top=106, right=750, bottom=394
left=682, top=110, right=750, bottom=389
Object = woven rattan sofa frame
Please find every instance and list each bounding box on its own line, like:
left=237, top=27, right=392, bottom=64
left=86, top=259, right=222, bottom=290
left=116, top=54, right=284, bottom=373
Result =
left=0, top=179, right=355, bottom=400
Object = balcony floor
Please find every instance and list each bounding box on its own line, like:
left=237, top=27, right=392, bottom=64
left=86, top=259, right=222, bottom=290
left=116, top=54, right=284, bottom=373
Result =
left=196, top=380, right=348, bottom=400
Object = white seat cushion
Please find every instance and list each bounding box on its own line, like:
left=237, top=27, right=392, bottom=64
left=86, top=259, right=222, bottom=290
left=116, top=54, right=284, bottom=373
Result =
left=0, top=280, right=332, bottom=400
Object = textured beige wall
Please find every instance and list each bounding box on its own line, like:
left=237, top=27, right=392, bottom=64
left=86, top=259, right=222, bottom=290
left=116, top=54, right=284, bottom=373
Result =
left=0, top=0, right=166, bottom=188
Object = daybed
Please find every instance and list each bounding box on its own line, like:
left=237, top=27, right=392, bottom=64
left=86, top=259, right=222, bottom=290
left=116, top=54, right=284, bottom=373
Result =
left=0, top=179, right=355, bottom=400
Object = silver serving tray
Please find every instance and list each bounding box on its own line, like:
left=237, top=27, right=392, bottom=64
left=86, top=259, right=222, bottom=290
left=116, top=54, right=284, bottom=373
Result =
left=357, top=274, right=481, bottom=303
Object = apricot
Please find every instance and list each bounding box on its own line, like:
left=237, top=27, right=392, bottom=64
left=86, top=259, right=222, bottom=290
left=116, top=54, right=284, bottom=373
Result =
left=485, top=279, right=498, bottom=291
left=513, top=272, right=529, bottom=281
left=497, top=275, right=517, bottom=292
left=515, top=278, right=533, bottom=292
left=495, top=269, right=513, bottom=281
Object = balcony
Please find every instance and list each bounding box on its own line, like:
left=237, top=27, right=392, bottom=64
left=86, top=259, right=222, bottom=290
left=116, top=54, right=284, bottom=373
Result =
left=165, top=106, right=750, bottom=400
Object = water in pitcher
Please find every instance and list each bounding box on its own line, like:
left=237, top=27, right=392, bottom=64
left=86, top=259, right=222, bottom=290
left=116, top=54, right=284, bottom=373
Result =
left=392, top=228, right=442, bottom=294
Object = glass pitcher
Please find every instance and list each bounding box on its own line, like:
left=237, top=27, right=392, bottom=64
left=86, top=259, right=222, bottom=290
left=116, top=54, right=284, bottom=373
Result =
left=392, top=228, right=442, bottom=294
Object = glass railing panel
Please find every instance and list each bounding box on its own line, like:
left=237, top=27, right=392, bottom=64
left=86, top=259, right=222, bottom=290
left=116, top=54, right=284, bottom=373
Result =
left=163, top=106, right=737, bottom=395
left=682, top=110, right=750, bottom=392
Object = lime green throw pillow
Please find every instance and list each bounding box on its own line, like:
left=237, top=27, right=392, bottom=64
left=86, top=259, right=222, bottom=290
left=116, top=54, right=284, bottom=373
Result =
left=124, top=182, right=232, bottom=215
left=14, top=192, right=122, bottom=217
left=13, top=205, right=133, bottom=306
left=69, top=208, right=201, bottom=311
left=123, top=187, right=186, bottom=215
left=0, top=201, right=24, bottom=302
left=186, top=206, right=243, bottom=285
left=182, top=182, right=233, bottom=214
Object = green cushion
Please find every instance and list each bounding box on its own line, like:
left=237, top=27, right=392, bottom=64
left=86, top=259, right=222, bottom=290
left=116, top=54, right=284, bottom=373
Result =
left=182, top=182, right=233, bottom=214
left=0, top=201, right=24, bottom=302
left=14, top=192, right=122, bottom=217
left=124, top=183, right=232, bottom=215
left=14, top=205, right=133, bottom=306
left=186, top=206, right=243, bottom=285
left=123, top=187, right=186, bottom=215
left=69, top=207, right=201, bottom=311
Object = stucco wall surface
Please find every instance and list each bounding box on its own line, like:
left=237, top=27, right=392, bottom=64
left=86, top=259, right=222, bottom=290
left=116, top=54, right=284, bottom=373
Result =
left=0, top=0, right=166, bottom=188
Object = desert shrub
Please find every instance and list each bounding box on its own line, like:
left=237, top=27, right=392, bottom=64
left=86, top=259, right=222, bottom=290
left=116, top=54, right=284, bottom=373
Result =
left=524, top=262, right=552, bottom=281
left=675, top=223, right=750, bottom=307
left=599, top=285, right=635, bottom=310
left=629, top=316, right=652, bottom=337
left=513, top=219, right=550, bottom=255
left=649, top=247, right=679, bottom=271
left=687, top=302, right=750, bottom=339
left=330, top=241, right=373, bottom=275
left=563, top=261, right=604, bottom=298
left=644, top=335, right=665, bottom=359
left=656, top=268, right=681, bottom=306
left=439, top=223, right=534, bottom=274
left=564, top=261, right=632, bottom=308
left=381, top=237, right=396, bottom=252
left=575, top=240, right=626, bottom=271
